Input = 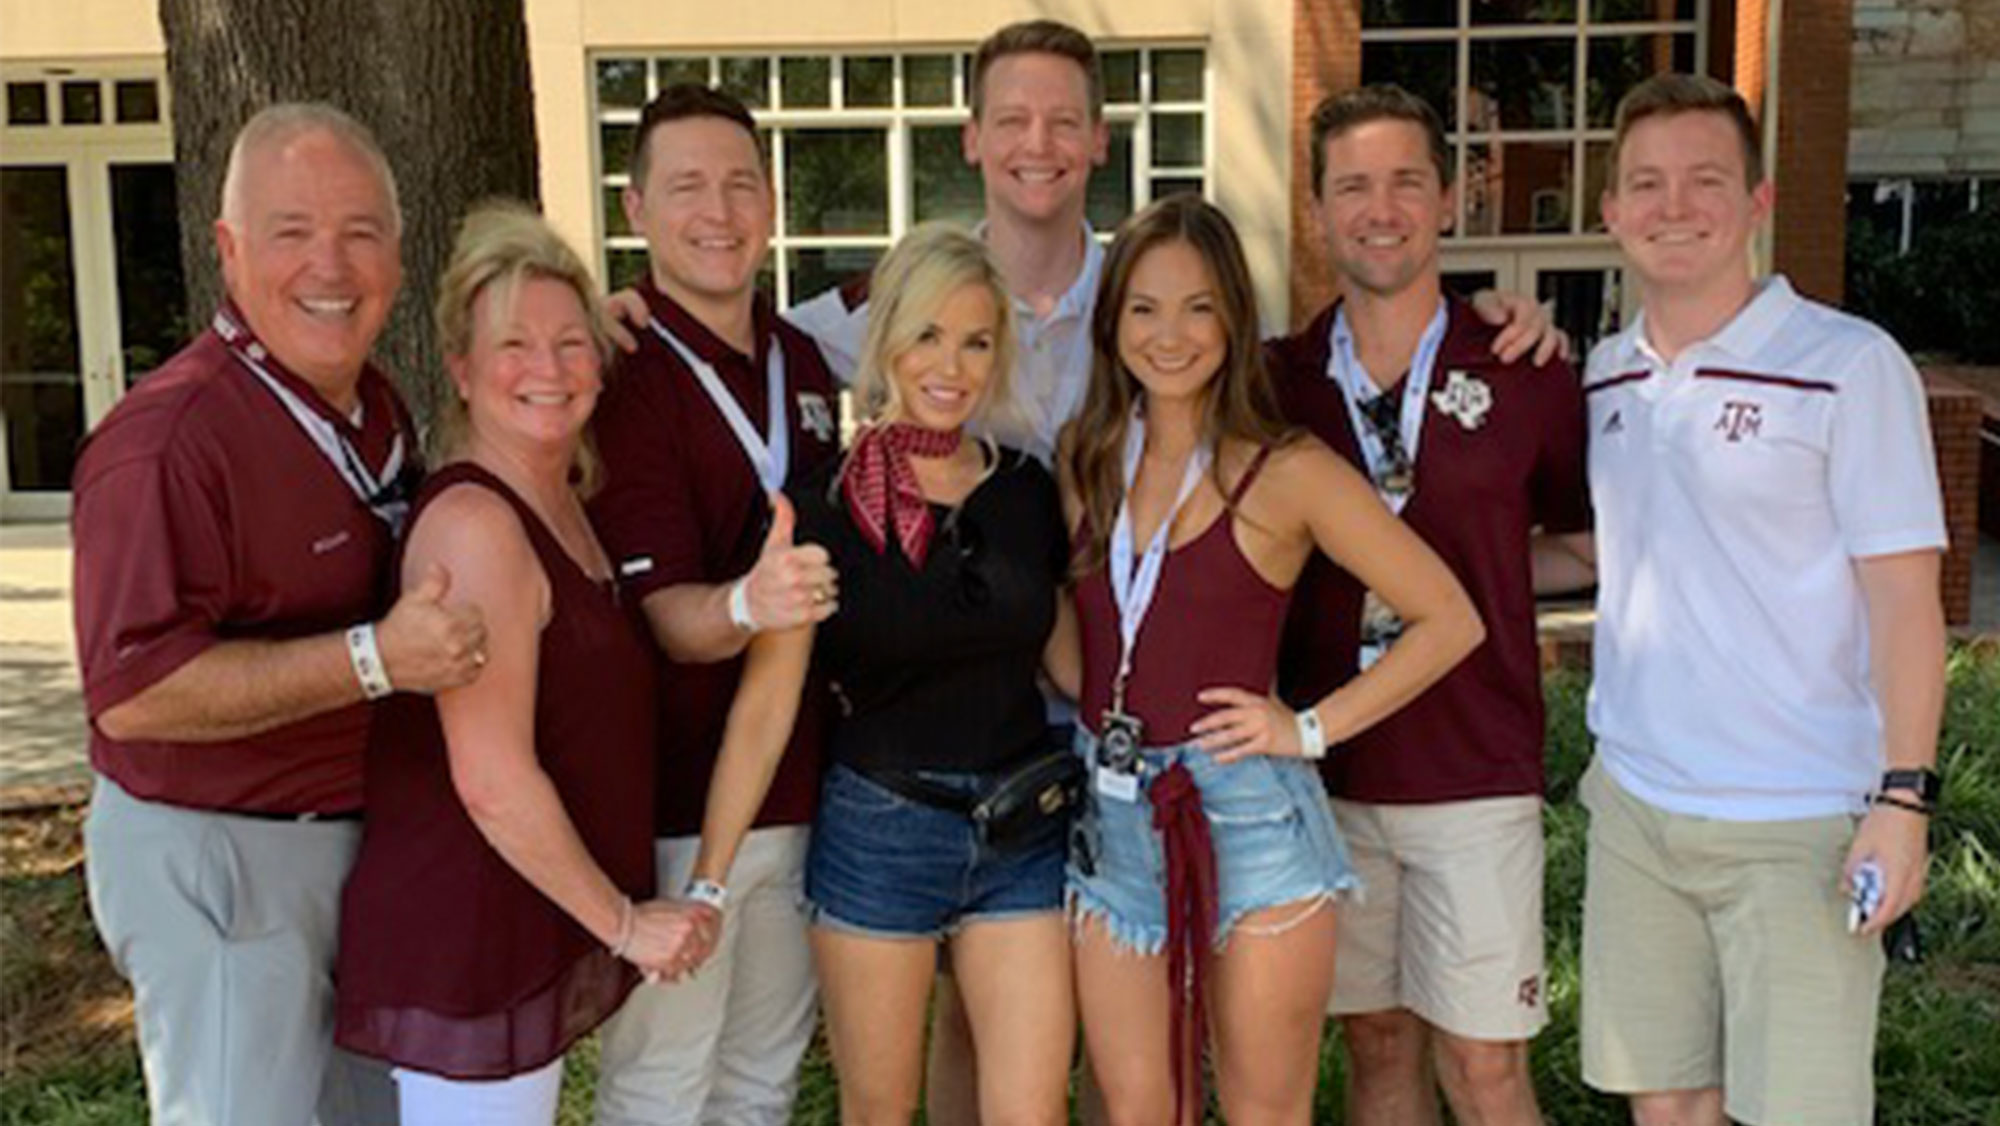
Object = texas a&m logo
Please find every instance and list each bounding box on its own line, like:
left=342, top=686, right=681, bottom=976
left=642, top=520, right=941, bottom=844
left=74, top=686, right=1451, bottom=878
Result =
left=1714, top=399, right=1763, bottom=443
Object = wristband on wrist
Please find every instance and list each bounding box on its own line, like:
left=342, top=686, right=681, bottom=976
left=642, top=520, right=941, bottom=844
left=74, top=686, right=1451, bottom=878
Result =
left=608, top=895, right=636, bottom=960
left=345, top=624, right=393, bottom=700
left=685, top=878, right=729, bottom=910
left=1294, top=707, right=1328, bottom=761
left=727, top=578, right=758, bottom=633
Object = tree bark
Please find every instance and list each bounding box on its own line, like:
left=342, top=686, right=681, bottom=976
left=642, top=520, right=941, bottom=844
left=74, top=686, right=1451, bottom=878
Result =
left=159, top=0, right=539, bottom=425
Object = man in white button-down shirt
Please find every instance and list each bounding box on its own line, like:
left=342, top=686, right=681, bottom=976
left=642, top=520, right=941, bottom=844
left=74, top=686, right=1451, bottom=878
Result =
left=1575, top=74, right=1947, bottom=1126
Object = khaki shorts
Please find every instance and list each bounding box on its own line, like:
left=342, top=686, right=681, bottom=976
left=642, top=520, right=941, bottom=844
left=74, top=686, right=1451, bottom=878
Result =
left=1327, top=794, right=1547, bottom=1041
left=1579, top=759, right=1884, bottom=1126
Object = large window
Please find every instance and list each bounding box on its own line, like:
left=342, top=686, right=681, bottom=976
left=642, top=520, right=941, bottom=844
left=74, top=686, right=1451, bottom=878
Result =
left=1361, top=0, right=1703, bottom=241
left=592, top=47, right=1210, bottom=305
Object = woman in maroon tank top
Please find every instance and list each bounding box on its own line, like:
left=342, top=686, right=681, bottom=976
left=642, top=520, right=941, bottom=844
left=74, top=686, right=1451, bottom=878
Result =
left=335, top=205, right=710, bottom=1125
left=1056, top=196, right=1485, bottom=1125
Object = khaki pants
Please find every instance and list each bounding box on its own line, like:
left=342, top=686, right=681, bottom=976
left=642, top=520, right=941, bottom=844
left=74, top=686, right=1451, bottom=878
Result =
left=1579, top=759, right=1884, bottom=1126
left=84, top=775, right=398, bottom=1126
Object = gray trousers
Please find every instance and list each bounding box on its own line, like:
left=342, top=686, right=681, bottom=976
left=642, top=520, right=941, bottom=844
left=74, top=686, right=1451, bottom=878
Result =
left=84, top=775, right=398, bottom=1126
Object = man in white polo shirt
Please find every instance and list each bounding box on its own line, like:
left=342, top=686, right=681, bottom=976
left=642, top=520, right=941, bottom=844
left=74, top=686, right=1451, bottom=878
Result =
left=1578, top=73, right=1948, bottom=1126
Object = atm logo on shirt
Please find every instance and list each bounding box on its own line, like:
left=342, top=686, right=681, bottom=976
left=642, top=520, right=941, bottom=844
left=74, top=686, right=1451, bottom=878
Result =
left=1714, top=400, right=1763, bottom=443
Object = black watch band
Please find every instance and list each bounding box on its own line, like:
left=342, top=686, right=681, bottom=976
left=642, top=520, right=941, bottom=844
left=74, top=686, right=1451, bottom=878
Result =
left=1879, top=767, right=1941, bottom=807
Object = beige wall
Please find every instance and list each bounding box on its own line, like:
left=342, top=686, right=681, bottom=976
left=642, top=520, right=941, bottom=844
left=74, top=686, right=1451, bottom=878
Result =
left=0, top=0, right=160, bottom=60
left=1850, top=0, right=2000, bottom=177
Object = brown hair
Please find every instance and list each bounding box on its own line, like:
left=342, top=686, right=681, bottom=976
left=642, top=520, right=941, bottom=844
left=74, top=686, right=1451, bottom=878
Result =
left=1608, top=73, right=1763, bottom=188
left=1063, top=195, right=1293, bottom=577
left=432, top=200, right=611, bottom=495
left=629, top=83, right=763, bottom=190
left=969, top=19, right=1103, bottom=121
left=1309, top=84, right=1452, bottom=196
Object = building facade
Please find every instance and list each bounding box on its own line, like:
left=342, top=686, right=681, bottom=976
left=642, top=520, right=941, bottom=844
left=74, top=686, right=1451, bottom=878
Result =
left=0, top=0, right=1843, bottom=520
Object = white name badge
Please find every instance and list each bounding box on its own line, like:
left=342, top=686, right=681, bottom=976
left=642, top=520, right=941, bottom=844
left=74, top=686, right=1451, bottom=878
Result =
left=1094, top=765, right=1140, bottom=804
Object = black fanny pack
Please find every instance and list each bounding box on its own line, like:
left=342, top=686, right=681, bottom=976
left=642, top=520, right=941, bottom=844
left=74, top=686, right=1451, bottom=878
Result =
left=867, top=748, right=1086, bottom=853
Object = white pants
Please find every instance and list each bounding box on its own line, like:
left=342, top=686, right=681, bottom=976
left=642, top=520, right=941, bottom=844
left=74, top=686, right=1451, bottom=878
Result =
left=83, top=775, right=398, bottom=1126
left=395, top=1059, right=562, bottom=1126
left=594, top=825, right=816, bottom=1126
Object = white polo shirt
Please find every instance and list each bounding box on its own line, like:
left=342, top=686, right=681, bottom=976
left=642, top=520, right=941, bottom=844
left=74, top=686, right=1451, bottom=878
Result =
left=1582, top=275, right=1947, bottom=821
left=785, top=226, right=1104, bottom=466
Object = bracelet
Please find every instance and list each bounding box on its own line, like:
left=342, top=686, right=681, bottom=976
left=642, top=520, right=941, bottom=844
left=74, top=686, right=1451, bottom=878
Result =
left=1870, top=791, right=1933, bottom=817
left=608, top=895, right=636, bottom=960
left=727, top=577, right=758, bottom=633
left=345, top=624, right=393, bottom=700
left=685, top=878, right=729, bottom=911
left=1294, top=707, right=1328, bottom=761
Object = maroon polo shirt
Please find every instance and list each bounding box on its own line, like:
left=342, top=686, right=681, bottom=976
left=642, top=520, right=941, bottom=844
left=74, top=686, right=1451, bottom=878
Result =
left=589, top=281, right=839, bottom=837
left=71, top=317, right=411, bottom=813
left=1269, top=297, right=1590, bottom=804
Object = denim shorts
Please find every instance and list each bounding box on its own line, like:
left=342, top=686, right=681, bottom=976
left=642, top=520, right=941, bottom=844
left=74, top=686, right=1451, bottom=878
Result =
left=1066, top=729, right=1360, bottom=955
left=805, top=763, right=1067, bottom=939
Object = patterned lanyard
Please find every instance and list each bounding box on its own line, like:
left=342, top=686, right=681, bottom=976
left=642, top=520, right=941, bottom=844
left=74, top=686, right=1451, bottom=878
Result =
left=213, top=309, right=411, bottom=533
left=1329, top=300, right=1448, bottom=514
left=649, top=317, right=789, bottom=492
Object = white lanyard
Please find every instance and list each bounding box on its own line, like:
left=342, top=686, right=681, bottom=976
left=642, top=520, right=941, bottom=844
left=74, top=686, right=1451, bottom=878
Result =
left=1329, top=300, right=1448, bottom=513
left=214, top=310, right=409, bottom=532
left=1106, top=412, right=1210, bottom=713
left=650, top=317, right=789, bottom=492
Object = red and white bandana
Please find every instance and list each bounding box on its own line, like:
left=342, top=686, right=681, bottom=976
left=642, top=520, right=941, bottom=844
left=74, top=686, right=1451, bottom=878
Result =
left=840, top=421, right=962, bottom=568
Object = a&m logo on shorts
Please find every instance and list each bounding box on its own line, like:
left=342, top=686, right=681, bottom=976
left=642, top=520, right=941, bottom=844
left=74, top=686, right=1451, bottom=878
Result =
left=796, top=392, right=836, bottom=443
left=1714, top=399, right=1763, bottom=443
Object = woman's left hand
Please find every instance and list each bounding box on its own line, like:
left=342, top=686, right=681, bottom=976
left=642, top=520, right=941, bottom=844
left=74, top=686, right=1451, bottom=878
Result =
left=1191, top=687, right=1301, bottom=764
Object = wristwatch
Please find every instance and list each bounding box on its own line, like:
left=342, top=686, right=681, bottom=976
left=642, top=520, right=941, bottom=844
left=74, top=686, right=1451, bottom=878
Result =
left=1874, top=767, right=1941, bottom=814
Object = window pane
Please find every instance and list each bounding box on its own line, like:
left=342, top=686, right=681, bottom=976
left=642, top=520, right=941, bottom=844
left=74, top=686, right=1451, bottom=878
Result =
left=607, top=248, right=649, bottom=293
left=1151, top=113, right=1202, bottom=168
left=912, top=125, right=983, bottom=226
left=658, top=57, right=710, bottom=90
left=1592, top=0, right=1694, bottom=21
left=1587, top=34, right=1695, bottom=127
left=1443, top=270, right=1500, bottom=300
left=61, top=81, right=102, bottom=125
left=1103, top=50, right=1141, bottom=104
left=0, top=166, right=83, bottom=491
left=781, top=56, right=831, bottom=108
left=113, top=79, right=160, bottom=123
left=109, top=163, right=187, bottom=380
left=785, top=130, right=888, bottom=235
left=1471, top=0, right=1577, bottom=23
left=1583, top=140, right=1612, bottom=231
left=720, top=57, right=771, bottom=108
left=1536, top=267, right=1622, bottom=357
left=1363, top=0, right=1455, bottom=27
left=600, top=122, right=637, bottom=176
left=1087, top=122, right=1135, bottom=232
left=906, top=55, right=954, bottom=107
left=1151, top=176, right=1204, bottom=201
left=597, top=59, right=647, bottom=108
left=1362, top=41, right=1457, bottom=130
left=1153, top=49, right=1204, bottom=102
left=1470, top=40, right=1575, bottom=131
left=845, top=56, right=893, bottom=107
left=7, top=82, right=48, bottom=126
left=603, top=186, right=631, bottom=237
left=788, top=246, right=882, bottom=307
left=1472, top=141, right=1573, bottom=233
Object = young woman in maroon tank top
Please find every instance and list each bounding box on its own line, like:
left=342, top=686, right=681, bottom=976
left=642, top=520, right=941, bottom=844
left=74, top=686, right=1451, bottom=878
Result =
left=1057, top=196, right=1484, bottom=1126
left=334, top=206, right=712, bottom=1125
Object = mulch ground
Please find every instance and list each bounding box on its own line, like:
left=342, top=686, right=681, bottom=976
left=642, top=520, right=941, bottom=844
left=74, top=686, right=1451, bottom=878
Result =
left=0, top=802, right=134, bottom=1076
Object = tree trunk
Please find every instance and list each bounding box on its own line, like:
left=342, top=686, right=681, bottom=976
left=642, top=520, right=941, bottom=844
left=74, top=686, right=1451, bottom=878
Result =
left=159, top=0, right=539, bottom=425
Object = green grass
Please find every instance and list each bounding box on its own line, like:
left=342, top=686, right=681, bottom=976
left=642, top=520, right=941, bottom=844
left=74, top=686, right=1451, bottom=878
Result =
left=6, top=646, right=1998, bottom=1125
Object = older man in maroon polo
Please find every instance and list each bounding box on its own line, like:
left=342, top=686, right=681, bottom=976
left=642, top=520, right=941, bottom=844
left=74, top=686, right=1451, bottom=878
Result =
left=71, top=103, right=484, bottom=1126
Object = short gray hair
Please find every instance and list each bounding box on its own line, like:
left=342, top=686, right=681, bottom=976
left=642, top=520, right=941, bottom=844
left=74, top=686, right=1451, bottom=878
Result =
left=220, top=102, right=403, bottom=233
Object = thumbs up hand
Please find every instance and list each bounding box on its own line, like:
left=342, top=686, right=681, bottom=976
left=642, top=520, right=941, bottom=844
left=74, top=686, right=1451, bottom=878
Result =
left=740, top=492, right=838, bottom=632
left=378, top=561, right=489, bottom=693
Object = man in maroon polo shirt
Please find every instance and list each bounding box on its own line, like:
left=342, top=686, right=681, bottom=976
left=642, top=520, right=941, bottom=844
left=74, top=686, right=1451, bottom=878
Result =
left=587, top=84, right=841, bottom=1126
left=72, top=103, right=486, bottom=1126
left=1268, top=86, right=1592, bottom=1126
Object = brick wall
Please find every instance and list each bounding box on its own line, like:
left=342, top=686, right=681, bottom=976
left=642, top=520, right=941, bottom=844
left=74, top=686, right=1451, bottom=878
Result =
left=1922, top=371, right=1984, bottom=626
left=1287, top=0, right=1359, bottom=329
left=1770, top=0, right=1856, bottom=305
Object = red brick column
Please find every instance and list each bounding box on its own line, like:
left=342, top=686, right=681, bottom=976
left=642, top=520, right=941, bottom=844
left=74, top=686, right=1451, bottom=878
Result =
left=1288, top=0, right=1360, bottom=330
left=1766, top=0, right=1854, bottom=306
left=1922, top=371, right=1984, bottom=627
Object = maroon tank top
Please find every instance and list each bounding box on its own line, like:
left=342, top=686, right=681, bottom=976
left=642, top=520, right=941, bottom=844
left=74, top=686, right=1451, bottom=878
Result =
left=1076, top=447, right=1291, bottom=745
left=336, top=462, right=657, bottom=1080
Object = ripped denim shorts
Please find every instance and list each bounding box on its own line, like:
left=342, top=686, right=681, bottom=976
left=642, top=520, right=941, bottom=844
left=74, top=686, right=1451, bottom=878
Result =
left=1066, top=728, right=1360, bottom=956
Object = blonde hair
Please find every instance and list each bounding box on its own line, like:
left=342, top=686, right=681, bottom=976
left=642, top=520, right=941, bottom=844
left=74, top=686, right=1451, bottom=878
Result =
left=431, top=200, right=612, bottom=494
left=849, top=222, right=1019, bottom=434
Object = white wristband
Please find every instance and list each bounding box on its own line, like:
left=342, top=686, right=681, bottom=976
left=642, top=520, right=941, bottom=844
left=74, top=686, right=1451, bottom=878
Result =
left=685, top=878, right=729, bottom=910
left=727, top=577, right=758, bottom=633
left=346, top=623, right=393, bottom=700
left=608, top=895, right=636, bottom=960
left=1294, top=707, right=1327, bottom=761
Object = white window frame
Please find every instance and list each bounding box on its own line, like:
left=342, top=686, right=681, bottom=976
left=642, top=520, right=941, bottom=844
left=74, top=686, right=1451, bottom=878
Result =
left=589, top=46, right=1213, bottom=307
